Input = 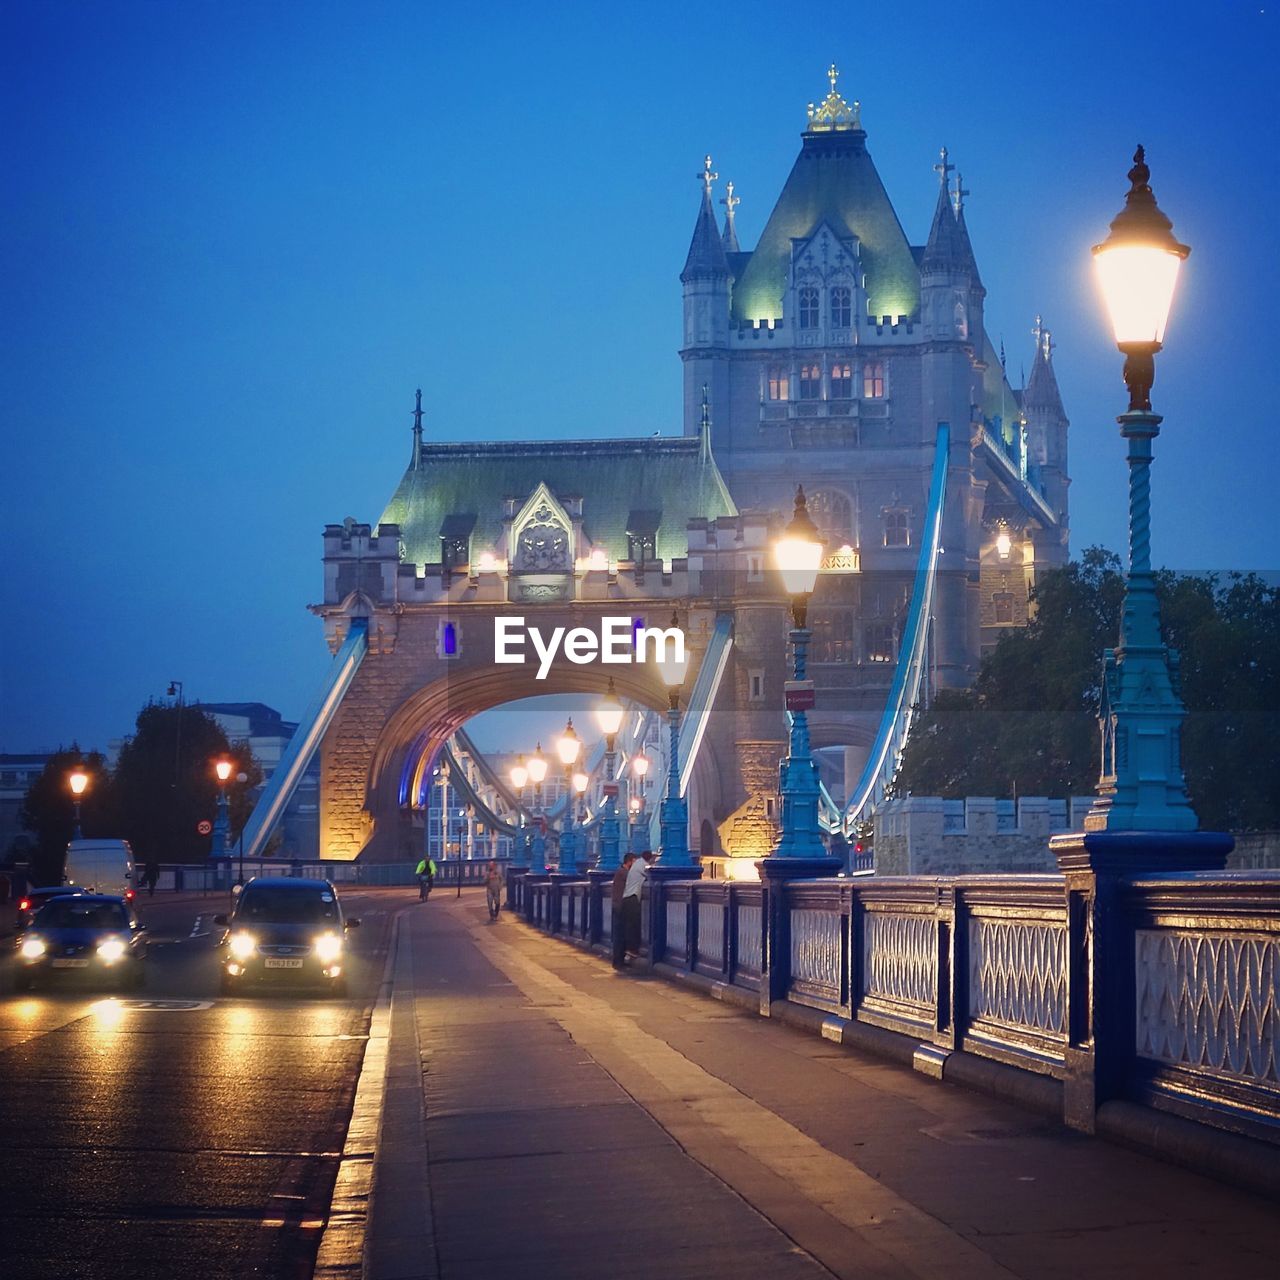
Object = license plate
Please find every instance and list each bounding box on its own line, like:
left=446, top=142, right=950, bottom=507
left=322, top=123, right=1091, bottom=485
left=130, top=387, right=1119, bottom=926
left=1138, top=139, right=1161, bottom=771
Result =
left=51, top=958, right=89, bottom=968
left=264, top=958, right=304, bottom=969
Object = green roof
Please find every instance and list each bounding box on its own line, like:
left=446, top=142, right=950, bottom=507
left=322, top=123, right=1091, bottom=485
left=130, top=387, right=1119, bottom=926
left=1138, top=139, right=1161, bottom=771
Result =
left=380, top=437, right=738, bottom=568
left=732, top=128, right=920, bottom=324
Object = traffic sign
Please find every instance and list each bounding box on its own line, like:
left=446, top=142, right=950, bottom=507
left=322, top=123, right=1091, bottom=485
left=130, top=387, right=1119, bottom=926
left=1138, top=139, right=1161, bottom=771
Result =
left=784, top=680, right=816, bottom=712
left=197, top=820, right=213, bottom=836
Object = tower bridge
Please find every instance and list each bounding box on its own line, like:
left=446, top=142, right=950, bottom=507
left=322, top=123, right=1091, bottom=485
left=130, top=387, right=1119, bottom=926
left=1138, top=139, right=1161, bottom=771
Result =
left=241, top=67, right=1067, bottom=865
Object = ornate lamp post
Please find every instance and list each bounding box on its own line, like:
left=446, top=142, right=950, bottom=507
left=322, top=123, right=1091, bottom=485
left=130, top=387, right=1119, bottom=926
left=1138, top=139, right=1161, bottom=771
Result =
left=68, top=767, right=89, bottom=840
left=594, top=679, right=626, bottom=871
left=527, top=744, right=548, bottom=873
left=653, top=620, right=695, bottom=866
left=630, top=751, right=650, bottom=854
left=769, top=487, right=831, bottom=860
left=556, top=719, right=583, bottom=873
left=1086, top=146, right=1197, bottom=834
left=509, top=756, right=530, bottom=863
left=211, top=758, right=233, bottom=867
left=234, top=769, right=249, bottom=885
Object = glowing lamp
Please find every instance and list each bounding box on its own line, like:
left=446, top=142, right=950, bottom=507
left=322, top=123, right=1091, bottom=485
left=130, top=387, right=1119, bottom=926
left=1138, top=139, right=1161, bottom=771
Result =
left=556, top=719, right=582, bottom=767
left=588, top=547, right=608, bottom=571
left=478, top=551, right=497, bottom=572
left=572, top=771, right=589, bottom=795
left=215, top=759, right=233, bottom=783
left=526, top=746, right=548, bottom=785
left=1092, top=146, right=1190, bottom=411
left=68, top=769, right=89, bottom=797
left=631, top=752, right=650, bottom=778
left=595, top=679, right=625, bottom=739
left=510, top=757, right=529, bottom=790
left=996, top=530, right=1012, bottom=560
left=628, top=795, right=641, bottom=814
left=774, top=486, right=824, bottom=598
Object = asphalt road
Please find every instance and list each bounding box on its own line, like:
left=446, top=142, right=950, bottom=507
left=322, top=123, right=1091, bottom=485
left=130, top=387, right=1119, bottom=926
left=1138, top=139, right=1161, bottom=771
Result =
left=0, top=885, right=410, bottom=1280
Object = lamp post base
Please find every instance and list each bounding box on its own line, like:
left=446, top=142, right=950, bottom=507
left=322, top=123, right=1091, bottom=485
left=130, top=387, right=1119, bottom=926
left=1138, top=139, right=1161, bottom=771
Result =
left=1049, top=829, right=1232, bottom=875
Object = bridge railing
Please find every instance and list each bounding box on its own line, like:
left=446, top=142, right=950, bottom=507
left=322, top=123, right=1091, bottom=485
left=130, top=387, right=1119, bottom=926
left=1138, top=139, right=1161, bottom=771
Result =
left=505, top=862, right=1280, bottom=1162
left=148, top=857, right=512, bottom=894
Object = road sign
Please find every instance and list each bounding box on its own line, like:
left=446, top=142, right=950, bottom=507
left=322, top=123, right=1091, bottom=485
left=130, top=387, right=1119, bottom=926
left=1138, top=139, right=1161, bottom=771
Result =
left=603, top=782, right=619, bottom=798
left=197, top=820, right=212, bottom=835
left=784, top=680, right=816, bottom=712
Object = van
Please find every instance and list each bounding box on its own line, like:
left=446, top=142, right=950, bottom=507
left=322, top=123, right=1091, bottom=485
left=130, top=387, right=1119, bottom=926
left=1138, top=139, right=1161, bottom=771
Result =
left=64, top=838, right=136, bottom=900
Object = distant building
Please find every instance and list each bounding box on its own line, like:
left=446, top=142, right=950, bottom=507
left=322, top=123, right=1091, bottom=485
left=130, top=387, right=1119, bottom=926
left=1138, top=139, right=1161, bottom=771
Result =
left=0, top=752, right=52, bottom=860
left=202, top=703, right=319, bottom=859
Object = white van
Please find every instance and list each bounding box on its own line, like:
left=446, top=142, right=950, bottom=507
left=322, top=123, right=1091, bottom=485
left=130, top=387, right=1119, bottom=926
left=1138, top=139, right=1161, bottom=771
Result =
left=64, top=838, right=136, bottom=900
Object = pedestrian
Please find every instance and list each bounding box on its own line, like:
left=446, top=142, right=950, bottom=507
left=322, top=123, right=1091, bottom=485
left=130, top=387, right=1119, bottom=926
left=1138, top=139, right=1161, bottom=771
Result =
left=611, top=852, right=637, bottom=969
left=415, top=856, right=437, bottom=901
left=622, top=849, right=649, bottom=963
left=484, top=859, right=503, bottom=920
left=144, top=859, right=160, bottom=896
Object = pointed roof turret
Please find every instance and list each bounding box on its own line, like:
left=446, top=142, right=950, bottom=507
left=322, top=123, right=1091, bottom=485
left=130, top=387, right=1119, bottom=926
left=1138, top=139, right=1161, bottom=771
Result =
left=682, top=155, right=732, bottom=283
left=1023, top=316, right=1065, bottom=417
left=699, top=384, right=713, bottom=461
left=921, top=147, right=968, bottom=272
left=951, top=171, right=984, bottom=287
left=720, top=180, right=741, bottom=253
left=732, top=65, right=919, bottom=323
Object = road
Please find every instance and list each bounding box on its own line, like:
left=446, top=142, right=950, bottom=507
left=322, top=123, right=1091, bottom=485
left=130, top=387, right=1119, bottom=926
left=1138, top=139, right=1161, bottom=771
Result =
left=0, top=885, right=410, bottom=1280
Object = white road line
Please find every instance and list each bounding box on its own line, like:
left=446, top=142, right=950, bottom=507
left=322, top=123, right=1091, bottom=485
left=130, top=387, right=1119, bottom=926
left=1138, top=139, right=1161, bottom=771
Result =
left=189, top=914, right=210, bottom=939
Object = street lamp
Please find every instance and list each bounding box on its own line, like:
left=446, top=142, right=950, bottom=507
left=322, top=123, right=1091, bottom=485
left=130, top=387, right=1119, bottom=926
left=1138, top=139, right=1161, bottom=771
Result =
left=68, top=767, right=89, bottom=840
left=594, top=678, right=627, bottom=871
left=556, top=719, right=582, bottom=873
left=771, top=486, right=828, bottom=858
left=654, top=616, right=694, bottom=865
left=211, top=757, right=233, bottom=874
left=527, top=744, right=548, bottom=872
left=509, top=756, right=531, bottom=864
left=1084, top=145, right=1197, bottom=832
left=234, top=770, right=249, bottom=886
left=630, top=751, right=650, bottom=854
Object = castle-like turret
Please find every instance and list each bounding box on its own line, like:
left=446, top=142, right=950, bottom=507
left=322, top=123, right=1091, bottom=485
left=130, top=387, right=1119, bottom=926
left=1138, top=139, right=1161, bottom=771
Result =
left=1023, top=316, right=1070, bottom=530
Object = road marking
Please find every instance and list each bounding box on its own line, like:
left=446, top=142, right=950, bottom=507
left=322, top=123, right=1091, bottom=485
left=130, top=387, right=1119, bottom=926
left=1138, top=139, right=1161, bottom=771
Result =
left=468, top=915, right=1015, bottom=1280
left=189, top=915, right=210, bottom=938
left=118, top=999, right=213, bottom=1011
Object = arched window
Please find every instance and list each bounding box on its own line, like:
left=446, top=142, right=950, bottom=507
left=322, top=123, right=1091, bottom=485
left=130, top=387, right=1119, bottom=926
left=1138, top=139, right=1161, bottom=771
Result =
left=883, top=509, right=911, bottom=548
left=864, top=623, right=895, bottom=664
left=799, top=364, right=821, bottom=400
left=767, top=366, right=789, bottom=401
left=798, top=287, right=820, bottom=329
left=863, top=360, right=885, bottom=398
left=807, top=489, right=852, bottom=543
left=830, top=362, right=852, bottom=398
left=811, top=610, right=855, bottom=663
left=830, top=286, right=852, bottom=328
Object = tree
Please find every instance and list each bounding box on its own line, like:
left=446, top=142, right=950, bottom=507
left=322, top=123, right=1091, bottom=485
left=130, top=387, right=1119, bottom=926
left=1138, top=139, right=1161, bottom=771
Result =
left=112, top=704, right=263, bottom=863
left=19, top=747, right=118, bottom=883
left=894, top=551, right=1280, bottom=830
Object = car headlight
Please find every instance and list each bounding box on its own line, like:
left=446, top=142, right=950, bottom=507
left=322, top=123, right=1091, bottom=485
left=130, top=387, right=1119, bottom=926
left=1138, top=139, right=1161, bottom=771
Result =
left=97, top=937, right=127, bottom=963
left=229, top=931, right=257, bottom=960
left=313, top=933, right=343, bottom=964
left=20, top=936, right=46, bottom=959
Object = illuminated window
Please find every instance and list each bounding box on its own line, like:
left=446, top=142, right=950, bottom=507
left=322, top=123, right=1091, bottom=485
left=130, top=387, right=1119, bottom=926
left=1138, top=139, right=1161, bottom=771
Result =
left=993, top=591, right=1014, bottom=625
left=831, top=286, right=852, bottom=327
left=864, top=623, right=895, bottom=664
left=799, top=364, right=821, bottom=400
left=811, top=610, right=855, bottom=663
left=863, top=360, right=885, bottom=398
left=830, top=362, right=852, bottom=398
left=808, top=489, right=852, bottom=543
left=884, top=510, right=910, bottom=548
left=767, top=366, right=789, bottom=401
left=798, top=287, right=819, bottom=329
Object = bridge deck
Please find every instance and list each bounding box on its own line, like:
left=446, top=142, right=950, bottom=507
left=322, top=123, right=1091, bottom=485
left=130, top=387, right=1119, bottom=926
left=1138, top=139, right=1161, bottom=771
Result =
left=363, top=894, right=1279, bottom=1280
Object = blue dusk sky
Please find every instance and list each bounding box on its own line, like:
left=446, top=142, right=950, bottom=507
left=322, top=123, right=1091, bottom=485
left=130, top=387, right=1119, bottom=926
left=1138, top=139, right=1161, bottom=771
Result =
left=2, top=0, right=1277, bottom=755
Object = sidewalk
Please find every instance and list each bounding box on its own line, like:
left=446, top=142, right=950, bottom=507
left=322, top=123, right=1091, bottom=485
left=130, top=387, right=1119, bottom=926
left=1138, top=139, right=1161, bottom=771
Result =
left=363, top=893, right=1280, bottom=1280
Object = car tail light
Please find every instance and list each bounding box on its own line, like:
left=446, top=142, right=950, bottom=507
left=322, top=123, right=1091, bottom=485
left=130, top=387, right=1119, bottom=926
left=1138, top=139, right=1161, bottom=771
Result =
left=19, top=898, right=30, bottom=911
left=125, top=889, right=135, bottom=901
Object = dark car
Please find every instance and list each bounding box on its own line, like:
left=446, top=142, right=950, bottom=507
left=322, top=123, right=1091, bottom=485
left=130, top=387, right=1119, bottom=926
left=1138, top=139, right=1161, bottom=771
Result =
left=15, top=885, right=84, bottom=932
left=16, top=894, right=147, bottom=991
left=215, top=877, right=359, bottom=996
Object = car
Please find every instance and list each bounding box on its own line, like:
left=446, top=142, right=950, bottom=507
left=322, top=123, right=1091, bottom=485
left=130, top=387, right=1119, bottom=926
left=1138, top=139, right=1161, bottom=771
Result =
left=215, top=877, right=359, bottom=997
left=15, top=894, right=148, bottom=992
left=15, top=885, right=84, bottom=932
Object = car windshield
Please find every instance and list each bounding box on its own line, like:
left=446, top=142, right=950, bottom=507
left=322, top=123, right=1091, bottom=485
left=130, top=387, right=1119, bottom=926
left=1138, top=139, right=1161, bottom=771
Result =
left=37, top=901, right=128, bottom=930
left=236, top=888, right=339, bottom=924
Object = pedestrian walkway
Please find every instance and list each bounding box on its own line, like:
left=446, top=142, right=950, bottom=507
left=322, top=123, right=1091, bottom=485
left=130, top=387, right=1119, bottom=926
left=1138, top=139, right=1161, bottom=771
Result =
left=365, top=894, right=1280, bottom=1280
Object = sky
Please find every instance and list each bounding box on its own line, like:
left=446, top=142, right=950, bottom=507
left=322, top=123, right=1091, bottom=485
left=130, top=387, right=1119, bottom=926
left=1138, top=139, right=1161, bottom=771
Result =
left=3, top=0, right=1278, bottom=755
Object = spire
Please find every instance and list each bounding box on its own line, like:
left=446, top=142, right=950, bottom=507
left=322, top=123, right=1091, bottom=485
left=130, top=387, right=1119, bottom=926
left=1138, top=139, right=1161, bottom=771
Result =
left=921, top=148, right=966, bottom=271
left=720, top=180, right=740, bottom=253
left=699, top=384, right=713, bottom=461
left=805, top=62, right=862, bottom=133
left=951, top=171, right=983, bottom=286
left=411, top=387, right=423, bottom=470
left=1024, top=316, right=1065, bottom=415
left=681, top=154, right=731, bottom=283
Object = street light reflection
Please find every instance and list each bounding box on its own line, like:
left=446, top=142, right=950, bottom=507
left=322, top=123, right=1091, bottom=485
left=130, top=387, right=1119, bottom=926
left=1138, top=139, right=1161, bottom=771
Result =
left=90, top=997, right=126, bottom=1030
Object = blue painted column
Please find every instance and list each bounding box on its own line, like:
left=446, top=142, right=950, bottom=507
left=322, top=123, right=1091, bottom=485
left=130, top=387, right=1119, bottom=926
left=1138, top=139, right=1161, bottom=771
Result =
left=559, top=787, right=579, bottom=875
left=658, top=699, right=691, bottom=865
left=770, top=627, right=833, bottom=861
left=596, top=750, right=622, bottom=872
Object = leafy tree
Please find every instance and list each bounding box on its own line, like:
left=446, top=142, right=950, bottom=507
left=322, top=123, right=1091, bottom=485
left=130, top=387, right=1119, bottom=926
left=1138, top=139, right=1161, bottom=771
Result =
left=113, top=703, right=263, bottom=863
left=894, top=550, right=1280, bottom=830
left=19, top=747, right=118, bottom=883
